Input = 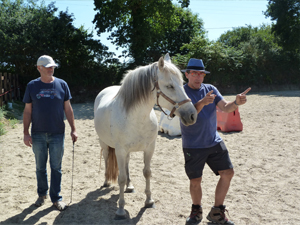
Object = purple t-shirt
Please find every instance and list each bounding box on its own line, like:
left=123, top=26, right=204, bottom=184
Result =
left=180, top=83, right=223, bottom=149
left=23, top=77, right=72, bottom=134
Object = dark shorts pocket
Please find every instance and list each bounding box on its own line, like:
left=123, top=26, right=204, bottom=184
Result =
left=183, top=149, right=207, bottom=179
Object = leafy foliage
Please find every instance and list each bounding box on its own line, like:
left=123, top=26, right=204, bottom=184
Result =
left=93, top=0, right=192, bottom=65
left=264, top=0, right=300, bottom=53
left=0, top=101, right=23, bottom=136
left=146, top=5, right=205, bottom=63
left=0, top=0, right=120, bottom=94
left=174, top=36, right=244, bottom=88
left=173, top=25, right=300, bottom=91
left=219, top=25, right=299, bottom=85
left=0, top=0, right=299, bottom=98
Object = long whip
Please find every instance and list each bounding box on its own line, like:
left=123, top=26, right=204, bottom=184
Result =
left=60, top=141, right=75, bottom=218
left=70, top=141, right=75, bottom=205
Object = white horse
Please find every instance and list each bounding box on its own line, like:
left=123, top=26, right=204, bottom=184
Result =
left=94, top=54, right=197, bottom=219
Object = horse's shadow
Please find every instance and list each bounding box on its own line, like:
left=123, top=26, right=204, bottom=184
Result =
left=1, top=187, right=147, bottom=225
left=53, top=186, right=148, bottom=225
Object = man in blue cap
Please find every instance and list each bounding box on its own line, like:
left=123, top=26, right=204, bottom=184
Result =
left=180, top=58, right=251, bottom=224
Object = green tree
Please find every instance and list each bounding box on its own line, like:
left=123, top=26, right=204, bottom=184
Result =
left=174, top=24, right=300, bottom=90
left=218, top=25, right=299, bottom=85
left=264, top=0, right=300, bottom=53
left=218, top=25, right=279, bottom=49
left=93, top=0, right=190, bottom=65
left=174, top=36, right=245, bottom=88
left=0, top=0, right=117, bottom=91
left=145, top=5, right=205, bottom=63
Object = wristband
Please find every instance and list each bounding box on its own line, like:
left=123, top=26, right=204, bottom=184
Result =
left=234, top=100, right=239, bottom=106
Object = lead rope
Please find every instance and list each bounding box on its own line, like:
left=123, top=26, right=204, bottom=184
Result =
left=70, top=141, right=75, bottom=205
left=60, top=141, right=75, bottom=218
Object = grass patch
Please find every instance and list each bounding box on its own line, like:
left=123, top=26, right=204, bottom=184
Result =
left=0, top=122, right=6, bottom=136
left=0, top=101, right=24, bottom=136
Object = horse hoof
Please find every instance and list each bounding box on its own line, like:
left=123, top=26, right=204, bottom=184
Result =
left=103, top=182, right=111, bottom=188
left=145, top=201, right=155, bottom=208
left=114, top=214, right=127, bottom=220
left=115, top=209, right=126, bottom=220
left=125, top=186, right=135, bottom=193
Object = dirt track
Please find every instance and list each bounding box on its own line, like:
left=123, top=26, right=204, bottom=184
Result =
left=0, top=90, right=299, bottom=225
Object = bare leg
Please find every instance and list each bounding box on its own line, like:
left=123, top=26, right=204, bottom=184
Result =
left=190, top=177, right=202, bottom=205
left=214, top=168, right=234, bottom=206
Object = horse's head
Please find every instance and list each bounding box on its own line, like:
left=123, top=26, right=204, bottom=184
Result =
left=155, top=54, right=197, bottom=126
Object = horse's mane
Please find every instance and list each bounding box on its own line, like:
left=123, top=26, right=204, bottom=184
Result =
left=116, top=60, right=182, bottom=113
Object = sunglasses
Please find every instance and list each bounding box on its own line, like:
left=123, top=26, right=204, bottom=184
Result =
left=189, top=71, right=206, bottom=77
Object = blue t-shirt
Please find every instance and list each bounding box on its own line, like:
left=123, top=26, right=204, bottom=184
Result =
left=180, top=83, right=223, bottom=149
left=23, top=77, right=72, bottom=134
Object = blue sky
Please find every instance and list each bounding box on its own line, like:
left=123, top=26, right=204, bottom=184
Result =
left=43, top=0, right=272, bottom=57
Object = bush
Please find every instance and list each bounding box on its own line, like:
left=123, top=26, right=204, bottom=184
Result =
left=172, top=25, right=300, bottom=93
left=0, top=101, right=23, bottom=136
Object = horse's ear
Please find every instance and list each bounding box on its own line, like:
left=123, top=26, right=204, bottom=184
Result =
left=164, top=53, right=171, bottom=63
left=158, top=56, right=164, bottom=71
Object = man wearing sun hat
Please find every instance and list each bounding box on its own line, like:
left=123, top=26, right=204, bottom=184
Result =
left=23, top=55, right=78, bottom=211
left=180, top=58, right=251, bottom=224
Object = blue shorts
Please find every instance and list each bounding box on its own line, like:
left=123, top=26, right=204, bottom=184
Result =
left=183, top=141, right=233, bottom=180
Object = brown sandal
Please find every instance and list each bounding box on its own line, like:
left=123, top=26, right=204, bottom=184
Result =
left=35, top=196, right=47, bottom=207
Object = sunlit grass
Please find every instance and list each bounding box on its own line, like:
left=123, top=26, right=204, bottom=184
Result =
left=0, top=101, right=24, bottom=136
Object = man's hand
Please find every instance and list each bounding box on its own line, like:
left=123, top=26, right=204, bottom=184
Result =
left=235, top=87, right=251, bottom=105
left=71, top=131, right=78, bottom=143
left=24, top=134, right=32, bottom=147
left=202, top=90, right=216, bottom=106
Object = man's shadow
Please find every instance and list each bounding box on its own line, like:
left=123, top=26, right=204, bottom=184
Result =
left=53, top=186, right=148, bottom=225
left=0, top=204, right=53, bottom=224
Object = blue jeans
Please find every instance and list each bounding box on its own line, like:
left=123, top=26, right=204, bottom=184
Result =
left=32, top=133, right=65, bottom=203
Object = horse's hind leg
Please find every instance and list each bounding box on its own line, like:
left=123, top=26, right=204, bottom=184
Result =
left=125, top=153, right=134, bottom=192
left=143, top=144, right=155, bottom=208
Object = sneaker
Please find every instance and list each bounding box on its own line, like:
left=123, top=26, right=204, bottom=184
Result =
left=206, top=205, right=234, bottom=224
left=186, top=205, right=203, bottom=224
left=53, top=201, right=67, bottom=211
left=35, top=196, right=47, bottom=207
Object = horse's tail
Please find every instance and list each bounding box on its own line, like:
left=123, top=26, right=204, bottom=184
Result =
left=106, top=147, right=119, bottom=184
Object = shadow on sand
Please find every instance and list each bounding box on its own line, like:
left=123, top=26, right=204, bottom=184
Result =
left=158, top=131, right=181, bottom=140
left=1, top=187, right=148, bottom=225
left=52, top=186, right=148, bottom=225
left=0, top=204, right=53, bottom=225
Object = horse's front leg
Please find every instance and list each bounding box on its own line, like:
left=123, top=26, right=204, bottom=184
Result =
left=125, top=153, right=134, bottom=192
left=115, top=150, right=127, bottom=219
left=143, top=143, right=155, bottom=208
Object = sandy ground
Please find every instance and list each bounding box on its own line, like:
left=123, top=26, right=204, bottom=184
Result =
left=0, top=90, right=299, bottom=225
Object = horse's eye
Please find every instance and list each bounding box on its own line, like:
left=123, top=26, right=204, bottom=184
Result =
left=166, top=85, right=174, bottom=89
